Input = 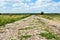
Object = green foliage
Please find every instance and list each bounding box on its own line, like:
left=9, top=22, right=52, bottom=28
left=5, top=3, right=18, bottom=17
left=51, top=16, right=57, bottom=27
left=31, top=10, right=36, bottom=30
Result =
left=0, top=15, right=30, bottom=27
left=41, top=11, right=44, bottom=15
left=39, top=32, right=55, bottom=39
left=41, top=15, right=60, bottom=21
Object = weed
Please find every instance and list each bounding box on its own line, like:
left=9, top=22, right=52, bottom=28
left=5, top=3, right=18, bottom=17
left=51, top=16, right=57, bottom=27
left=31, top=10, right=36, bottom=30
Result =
left=0, top=15, right=30, bottom=27
left=19, top=27, right=33, bottom=30
left=38, top=30, right=60, bottom=40
left=18, top=35, right=31, bottom=40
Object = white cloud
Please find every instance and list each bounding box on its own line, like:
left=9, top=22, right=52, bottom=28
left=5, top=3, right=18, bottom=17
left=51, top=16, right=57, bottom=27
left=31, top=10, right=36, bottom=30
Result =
left=0, top=0, right=60, bottom=13
left=25, top=0, right=31, bottom=2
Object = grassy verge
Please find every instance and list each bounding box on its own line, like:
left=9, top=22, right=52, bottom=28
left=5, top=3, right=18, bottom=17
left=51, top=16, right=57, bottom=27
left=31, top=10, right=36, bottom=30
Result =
left=0, top=14, right=30, bottom=27
left=40, top=15, right=60, bottom=21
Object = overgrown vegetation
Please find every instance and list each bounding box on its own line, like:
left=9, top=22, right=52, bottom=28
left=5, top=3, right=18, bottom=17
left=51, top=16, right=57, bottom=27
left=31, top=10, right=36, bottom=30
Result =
left=0, top=14, right=30, bottom=27
left=40, top=15, right=60, bottom=21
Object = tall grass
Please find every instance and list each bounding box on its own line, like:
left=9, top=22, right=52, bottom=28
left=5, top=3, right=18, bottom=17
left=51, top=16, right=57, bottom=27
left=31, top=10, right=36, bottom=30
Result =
left=0, top=14, right=30, bottom=26
left=40, top=15, right=60, bottom=21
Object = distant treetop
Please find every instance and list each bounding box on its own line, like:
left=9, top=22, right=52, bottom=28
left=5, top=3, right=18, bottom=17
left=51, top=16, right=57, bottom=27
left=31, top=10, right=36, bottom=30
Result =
left=41, top=11, right=44, bottom=15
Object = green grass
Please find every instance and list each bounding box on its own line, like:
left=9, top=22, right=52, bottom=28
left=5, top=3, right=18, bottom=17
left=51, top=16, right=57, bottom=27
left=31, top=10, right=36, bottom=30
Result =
left=19, top=27, right=33, bottom=30
left=37, top=28, right=60, bottom=40
left=40, top=15, right=53, bottom=20
left=38, top=32, right=60, bottom=40
left=11, top=39, right=15, bottom=40
left=40, top=15, right=60, bottom=21
left=18, top=35, right=32, bottom=40
left=39, top=32, right=55, bottom=39
left=0, top=14, right=30, bottom=27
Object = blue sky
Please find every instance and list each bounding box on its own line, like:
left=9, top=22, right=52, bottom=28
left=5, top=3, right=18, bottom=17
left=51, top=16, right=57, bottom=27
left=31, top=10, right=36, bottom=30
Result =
left=0, top=0, right=60, bottom=13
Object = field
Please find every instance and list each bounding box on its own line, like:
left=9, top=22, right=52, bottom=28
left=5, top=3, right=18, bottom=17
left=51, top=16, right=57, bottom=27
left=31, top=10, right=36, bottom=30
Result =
left=0, top=14, right=60, bottom=40
left=40, top=14, right=60, bottom=22
left=0, top=14, right=30, bottom=26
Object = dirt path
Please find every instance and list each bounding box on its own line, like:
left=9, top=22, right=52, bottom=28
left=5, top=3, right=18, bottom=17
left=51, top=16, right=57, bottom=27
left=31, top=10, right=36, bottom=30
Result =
left=0, top=15, right=60, bottom=40
left=0, top=15, right=44, bottom=40
left=0, top=15, right=36, bottom=40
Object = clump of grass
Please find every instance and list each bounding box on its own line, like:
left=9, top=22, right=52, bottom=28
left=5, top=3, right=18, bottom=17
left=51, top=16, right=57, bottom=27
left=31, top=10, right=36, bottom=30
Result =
left=41, top=15, right=52, bottom=20
left=45, top=16, right=52, bottom=20
left=37, top=18, right=45, bottom=25
left=18, top=35, right=31, bottom=40
left=39, top=32, right=55, bottom=39
left=11, top=39, right=15, bottom=40
left=37, top=29, right=60, bottom=40
left=19, top=27, right=33, bottom=30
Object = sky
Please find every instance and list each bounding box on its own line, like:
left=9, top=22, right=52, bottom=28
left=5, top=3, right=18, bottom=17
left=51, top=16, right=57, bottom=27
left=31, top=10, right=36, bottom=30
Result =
left=0, top=0, right=60, bottom=13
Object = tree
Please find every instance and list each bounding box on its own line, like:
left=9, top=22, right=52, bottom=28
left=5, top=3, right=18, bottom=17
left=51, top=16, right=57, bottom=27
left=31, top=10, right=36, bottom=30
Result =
left=0, top=13, right=1, bottom=15
left=41, top=11, right=44, bottom=15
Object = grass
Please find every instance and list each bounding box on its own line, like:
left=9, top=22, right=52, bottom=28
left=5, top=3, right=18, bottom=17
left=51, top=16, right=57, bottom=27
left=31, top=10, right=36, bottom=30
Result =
left=0, top=14, right=30, bottom=27
left=40, top=15, right=60, bottom=21
left=40, top=15, right=53, bottom=20
left=18, top=27, right=32, bottom=40
left=18, top=35, right=31, bottom=40
left=37, top=28, right=60, bottom=40
left=19, top=27, right=33, bottom=30
left=11, top=39, right=15, bottom=40
left=39, top=32, right=55, bottom=39
left=18, top=27, right=33, bottom=36
left=38, top=32, right=60, bottom=40
left=36, top=17, right=60, bottom=40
